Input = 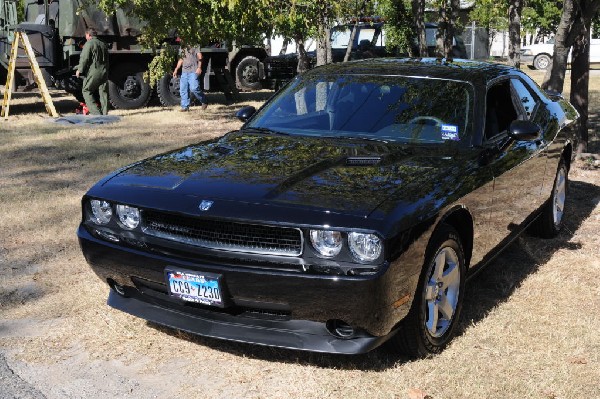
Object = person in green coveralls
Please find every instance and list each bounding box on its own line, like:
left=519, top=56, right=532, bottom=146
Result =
left=75, top=28, right=109, bottom=115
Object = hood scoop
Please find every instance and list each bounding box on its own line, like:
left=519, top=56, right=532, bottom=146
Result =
left=346, top=156, right=382, bottom=166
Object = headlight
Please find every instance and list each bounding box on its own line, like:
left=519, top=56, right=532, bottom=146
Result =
left=521, top=49, right=532, bottom=56
left=116, top=204, right=140, bottom=229
left=310, top=229, right=342, bottom=257
left=348, top=232, right=382, bottom=262
left=90, top=199, right=112, bottom=225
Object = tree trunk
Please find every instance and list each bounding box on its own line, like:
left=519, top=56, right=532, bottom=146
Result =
left=343, top=23, right=358, bottom=62
left=541, top=0, right=600, bottom=92
left=508, top=0, right=523, bottom=68
left=541, top=0, right=577, bottom=92
left=326, top=26, right=332, bottom=63
left=316, top=23, right=328, bottom=66
left=265, top=37, right=272, bottom=57
left=316, top=5, right=333, bottom=67
left=435, top=2, right=450, bottom=57
left=449, top=0, right=460, bottom=57
left=279, top=38, right=289, bottom=56
left=412, top=0, right=427, bottom=56
left=571, top=28, right=590, bottom=155
left=296, top=36, right=309, bottom=74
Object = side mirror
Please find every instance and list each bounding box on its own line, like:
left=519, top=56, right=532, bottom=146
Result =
left=235, top=106, right=256, bottom=122
left=508, top=120, right=541, bottom=141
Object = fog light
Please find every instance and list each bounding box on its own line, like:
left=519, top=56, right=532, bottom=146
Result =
left=108, top=278, right=127, bottom=297
left=326, top=319, right=355, bottom=339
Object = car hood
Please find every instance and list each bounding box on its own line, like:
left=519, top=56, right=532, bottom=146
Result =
left=100, top=131, right=459, bottom=218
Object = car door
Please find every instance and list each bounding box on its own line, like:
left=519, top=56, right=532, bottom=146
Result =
left=482, top=77, right=548, bottom=247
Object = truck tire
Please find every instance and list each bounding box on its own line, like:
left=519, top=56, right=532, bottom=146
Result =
left=156, top=73, right=181, bottom=106
left=533, top=54, right=551, bottom=70
left=235, top=56, right=262, bottom=91
left=108, top=63, right=151, bottom=109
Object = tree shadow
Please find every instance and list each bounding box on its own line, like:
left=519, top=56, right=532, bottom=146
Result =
left=145, top=181, right=599, bottom=371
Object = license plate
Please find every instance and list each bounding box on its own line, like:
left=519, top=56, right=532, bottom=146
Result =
left=166, top=269, right=223, bottom=307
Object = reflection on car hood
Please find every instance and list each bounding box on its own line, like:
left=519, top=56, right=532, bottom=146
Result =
left=102, top=131, right=456, bottom=217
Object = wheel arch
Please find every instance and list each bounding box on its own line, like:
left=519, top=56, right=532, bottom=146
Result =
left=438, top=207, right=474, bottom=268
left=108, top=53, right=153, bottom=70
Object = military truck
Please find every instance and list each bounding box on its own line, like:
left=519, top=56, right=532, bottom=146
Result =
left=0, top=0, right=268, bottom=109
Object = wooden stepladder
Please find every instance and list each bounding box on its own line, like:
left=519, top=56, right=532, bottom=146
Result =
left=1, top=30, right=58, bottom=119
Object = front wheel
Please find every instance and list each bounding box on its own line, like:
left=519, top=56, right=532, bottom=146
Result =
left=529, top=158, right=568, bottom=238
left=390, top=224, right=466, bottom=358
left=108, top=63, right=152, bottom=109
left=533, top=54, right=551, bottom=70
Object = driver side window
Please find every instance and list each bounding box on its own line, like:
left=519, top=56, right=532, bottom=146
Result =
left=485, top=80, right=518, bottom=140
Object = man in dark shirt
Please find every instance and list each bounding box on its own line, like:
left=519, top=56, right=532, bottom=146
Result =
left=173, top=45, right=208, bottom=112
left=76, top=28, right=109, bottom=115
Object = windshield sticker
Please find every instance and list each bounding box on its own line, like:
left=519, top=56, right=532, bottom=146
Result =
left=441, top=124, right=460, bottom=141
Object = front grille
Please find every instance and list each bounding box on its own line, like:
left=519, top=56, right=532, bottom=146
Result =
left=142, top=210, right=303, bottom=256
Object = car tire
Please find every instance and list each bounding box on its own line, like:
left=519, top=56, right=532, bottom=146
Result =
left=533, top=54, right=551, bottom=70
left=156, top=73, right=181, bottom=106
left=108, top=62, right=152, bottom=109
left=390, top=224, right=466, bottom=358
left=235, top=56, right=262, bottom=91
left=529, top=158, right=568, bottom=238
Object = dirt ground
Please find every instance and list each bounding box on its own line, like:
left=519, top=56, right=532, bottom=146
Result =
left=0, top=71, right=599, bottom=399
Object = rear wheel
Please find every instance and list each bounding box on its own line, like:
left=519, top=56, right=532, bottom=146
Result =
left=390, top=224, right=466, bottom=358
left=108, top=62, right=152, bottom=109
left=156, top=73, right=181, bottom=106
left=529, top=158, right=568, bottom=238
left=533, top=54, right=551, bottom=70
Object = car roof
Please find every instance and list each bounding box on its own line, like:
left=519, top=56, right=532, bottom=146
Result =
left=303, top=58, right=516, bottom=86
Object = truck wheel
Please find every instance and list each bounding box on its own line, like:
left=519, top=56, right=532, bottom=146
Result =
left=156, top=73, right=181, bottom=106
left=235, top=56, right=262, bottom=91
left=108, top=63, right=151, bottom=109
left=533, top=54, right=551, bottom=70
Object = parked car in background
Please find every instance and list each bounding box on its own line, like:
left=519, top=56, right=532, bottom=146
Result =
left=78, top=59, right=577, bottom=358
left=521, top=37, right=600, bottom=70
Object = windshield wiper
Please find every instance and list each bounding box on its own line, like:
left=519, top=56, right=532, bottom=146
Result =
left=243, top=127, right=289, bottom=136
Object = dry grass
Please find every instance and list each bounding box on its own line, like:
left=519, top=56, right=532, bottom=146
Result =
left=0, top=73, right=599, bottom=399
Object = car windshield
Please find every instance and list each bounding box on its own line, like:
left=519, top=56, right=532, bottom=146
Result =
left=248, top=74, right=473, bottom=144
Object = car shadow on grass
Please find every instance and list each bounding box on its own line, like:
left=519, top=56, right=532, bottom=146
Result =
left=145, top=178, right=600, bottom=371
left=459, top=178, right=599, bottom=329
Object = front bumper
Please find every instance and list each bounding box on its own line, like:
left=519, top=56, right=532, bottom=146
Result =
left=108, top=288, right=394, bottom=354
left=78, top=225, right=417, bottom=354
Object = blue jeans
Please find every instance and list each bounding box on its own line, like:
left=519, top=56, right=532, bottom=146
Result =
left=179, top=72, right=206, bottom=109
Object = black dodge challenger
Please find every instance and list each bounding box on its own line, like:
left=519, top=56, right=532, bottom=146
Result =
left=78, top=58, right=577, bottom=357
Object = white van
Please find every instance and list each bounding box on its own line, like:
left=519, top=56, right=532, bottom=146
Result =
left=521, top=38, right=600, bottom=69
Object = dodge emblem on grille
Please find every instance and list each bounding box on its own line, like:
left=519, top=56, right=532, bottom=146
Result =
left=199, top=200, right=214, bottom=211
